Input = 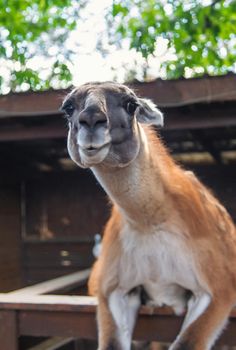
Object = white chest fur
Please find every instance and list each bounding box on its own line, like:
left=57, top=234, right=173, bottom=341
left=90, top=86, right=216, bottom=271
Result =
left=118, top=225, right=201, bottom=313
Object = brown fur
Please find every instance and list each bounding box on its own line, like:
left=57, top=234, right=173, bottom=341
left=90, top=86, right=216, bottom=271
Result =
left=89, top=127, right=236, bottom=349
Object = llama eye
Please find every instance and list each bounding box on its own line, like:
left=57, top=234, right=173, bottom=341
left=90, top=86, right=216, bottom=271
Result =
left=125, top=100, right=138, bottom=115
left=65, top=104, right=75, bottom=118
left=61, top=102, right=75, bottom=118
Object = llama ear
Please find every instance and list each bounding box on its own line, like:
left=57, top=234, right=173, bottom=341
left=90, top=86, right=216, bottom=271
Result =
left=136, top=98, right=164, bottom=127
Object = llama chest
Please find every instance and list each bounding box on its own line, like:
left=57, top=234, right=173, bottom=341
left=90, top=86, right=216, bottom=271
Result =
left=118, top=226, right=200, bottom=302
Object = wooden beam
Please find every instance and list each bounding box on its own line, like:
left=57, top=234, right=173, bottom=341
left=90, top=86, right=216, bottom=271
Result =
left=191, top=130, right=223, bottom=164
left=1, top=74, right=236, bottom=118
left=164, top=103, right=236, bottom=130
left=0, top=123, right=66, bottom=142
left=17, top=305, right=236, bottom=346
left=0, top=102, right=236, bottom=143
left=8, top=269, right=91, bottom=296
left=0, top=89, right=68, bottom=117
left=19, top=310, right=98, bottom=340
left=0, top=294, right=97, bottom=311
left=131, top=74, right=236, bottom=107
left=0, top=310, right=18, bottom=350
left=0, top=295, right=236, bottom=345
left=28, top=337, right=74, bottom=350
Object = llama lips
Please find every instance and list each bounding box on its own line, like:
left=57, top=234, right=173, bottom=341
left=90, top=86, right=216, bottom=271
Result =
left=79, top=143, right=110, bottom=166
left=83, top=147, right=99, bottom=156
left=82, top=143, right=109, bottom=156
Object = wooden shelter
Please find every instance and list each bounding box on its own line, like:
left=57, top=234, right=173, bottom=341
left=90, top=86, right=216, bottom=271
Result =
left=0, top=74, right=235, bottom=348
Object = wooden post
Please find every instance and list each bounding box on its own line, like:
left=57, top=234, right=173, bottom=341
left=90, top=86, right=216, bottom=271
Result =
left=0, top=310, right=18, bottom=350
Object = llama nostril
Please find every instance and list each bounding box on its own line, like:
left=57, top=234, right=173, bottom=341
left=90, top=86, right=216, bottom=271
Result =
left=94, top=119, right=107, bottom=128
left=79, top=120, right=90, bottom=128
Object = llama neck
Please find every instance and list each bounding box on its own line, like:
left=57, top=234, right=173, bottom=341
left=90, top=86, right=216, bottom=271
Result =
left=92, top=127, right=169, bottom=227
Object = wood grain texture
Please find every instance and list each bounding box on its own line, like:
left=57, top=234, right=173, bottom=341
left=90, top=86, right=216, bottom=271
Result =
left=0, top=310, right=18, bottom=350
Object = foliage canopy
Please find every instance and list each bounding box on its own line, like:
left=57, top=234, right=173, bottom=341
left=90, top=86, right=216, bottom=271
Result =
left=0, top=0, right=86, bottom=93
left=1, top=0, right=236, bottom=93
left=109, top=0, right=236, bottom=79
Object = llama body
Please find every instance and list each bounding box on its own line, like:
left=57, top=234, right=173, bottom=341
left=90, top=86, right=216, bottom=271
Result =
left=62, top=82, right=236, bottom=350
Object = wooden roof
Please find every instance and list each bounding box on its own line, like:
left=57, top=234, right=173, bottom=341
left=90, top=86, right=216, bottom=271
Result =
left=0, top=73, right=236, bottom=117
left=0, top=74, right=235, bottom=138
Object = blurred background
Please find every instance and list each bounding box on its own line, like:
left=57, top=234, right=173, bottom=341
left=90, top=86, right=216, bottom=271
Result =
left=0, top=1, right=236, bottom=348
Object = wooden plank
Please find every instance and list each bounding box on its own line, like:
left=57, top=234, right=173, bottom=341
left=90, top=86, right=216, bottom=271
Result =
left=164, top=103, right=236, bottom=130
left=0, top=296, right=236, bottom=345
left=0, top=89, right=68, bottom=117
left=19, top=310, right=98, bottom=339
left=23, top=267, right=85, bottom=286
left=0, top=124, right=65, bottom=142
left=1, top=293, right=236, bottom=318
left=0, top=294, right=97, bottom=311
left=8, top=269, right=90, bottom=296
left=1, top=74, right=236, bottom=118
left=1, top=102, right=236, bottom=143
left=136, top=313, right=236, bottom=346
left=28, top=337, right=74, bottom=350
left=0, top=183, right=22, bottom=292
left=0, top=310, right=18, bottom=350
left=17, top=308, right=236, bottom=346
left=131, top=74, right=236, bottom=107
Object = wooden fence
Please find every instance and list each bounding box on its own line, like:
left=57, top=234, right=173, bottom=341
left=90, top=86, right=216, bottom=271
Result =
left=0, top=269, right=236, bottom=349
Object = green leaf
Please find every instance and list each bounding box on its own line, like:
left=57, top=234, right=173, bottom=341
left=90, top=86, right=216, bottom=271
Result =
left=0, top=0, right=87, bottom=93
left=107, top=0, right=236, bottom=80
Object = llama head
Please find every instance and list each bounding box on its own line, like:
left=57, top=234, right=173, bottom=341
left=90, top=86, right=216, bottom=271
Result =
left=61, top=82, right=163, bottom=168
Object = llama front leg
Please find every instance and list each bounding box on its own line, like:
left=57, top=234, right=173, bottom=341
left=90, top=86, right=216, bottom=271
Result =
left=97, top=289, right=141, bottom=350
left=170, top=292, right=234, bottom=350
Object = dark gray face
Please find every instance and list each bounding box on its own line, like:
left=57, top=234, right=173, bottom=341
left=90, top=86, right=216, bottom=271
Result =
left=61, top=82, right=163, bottom=168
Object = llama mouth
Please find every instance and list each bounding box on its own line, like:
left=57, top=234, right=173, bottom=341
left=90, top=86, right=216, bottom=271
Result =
left=81, top=143, right=110, bottom=157
left=83, top=147, right=98, bottom=155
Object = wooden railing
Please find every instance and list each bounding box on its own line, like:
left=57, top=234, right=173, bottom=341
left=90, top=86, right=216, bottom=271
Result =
left=0, top=270, right=236, bottom=349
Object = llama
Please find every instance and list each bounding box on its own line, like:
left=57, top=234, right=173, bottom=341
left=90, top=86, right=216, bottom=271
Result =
left=61, top=82, right=236, bottom=350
